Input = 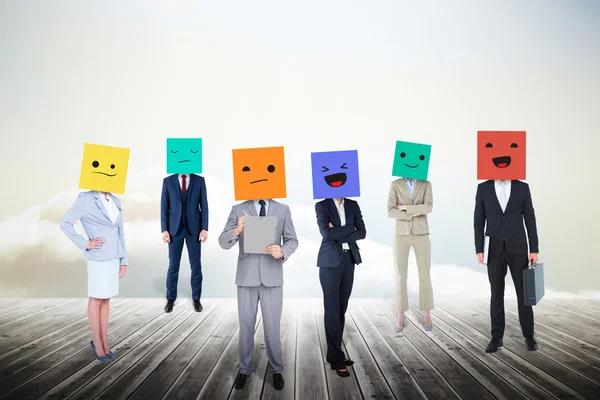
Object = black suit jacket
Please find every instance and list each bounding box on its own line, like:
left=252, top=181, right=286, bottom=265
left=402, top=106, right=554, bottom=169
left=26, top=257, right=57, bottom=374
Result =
left=474, top=180, right=538, bottom=256
left=315, top=198, right=366, bottom=268
left=160, top=174, right=209, bottom=236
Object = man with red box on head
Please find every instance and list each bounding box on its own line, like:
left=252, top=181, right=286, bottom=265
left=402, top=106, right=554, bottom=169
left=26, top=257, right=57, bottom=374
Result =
left=474, top=131, right=540, bottom=354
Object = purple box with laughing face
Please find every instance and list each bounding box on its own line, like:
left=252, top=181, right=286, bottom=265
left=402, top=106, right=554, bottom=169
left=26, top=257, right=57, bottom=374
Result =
left=311, top=150, right=360, bottom=199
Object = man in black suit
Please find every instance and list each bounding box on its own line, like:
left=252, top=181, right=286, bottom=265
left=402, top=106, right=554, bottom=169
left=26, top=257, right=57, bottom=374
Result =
left=161, top=173, right=209, bottom=313
left=474, top=179, right=539, bottom=353
left=315, top=197, right=366, bottom=377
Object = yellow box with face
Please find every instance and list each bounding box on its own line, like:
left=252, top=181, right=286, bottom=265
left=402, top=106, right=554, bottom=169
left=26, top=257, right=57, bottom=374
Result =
left=79, top=143, right=130, bottom=194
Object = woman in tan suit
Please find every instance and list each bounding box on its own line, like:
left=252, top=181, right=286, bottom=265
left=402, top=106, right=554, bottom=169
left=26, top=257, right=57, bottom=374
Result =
left=387, top=178, right=434, bottom=331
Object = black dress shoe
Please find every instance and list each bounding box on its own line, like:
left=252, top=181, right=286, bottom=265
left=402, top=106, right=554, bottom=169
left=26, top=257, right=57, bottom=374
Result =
left=273, top=373, right=284, bottom=390
left=234, top=373, right=248, bottom=390
left=344, top=359, right=354, bottom=366
left=485, top=338, right=503, bottom=353
left=525, top=337, right=539, bottom=351
left=336, top=369, right=351, bottom=377
left=193, top=300, right=203, bottom=312
left=164, top=300, right=174, bottom=313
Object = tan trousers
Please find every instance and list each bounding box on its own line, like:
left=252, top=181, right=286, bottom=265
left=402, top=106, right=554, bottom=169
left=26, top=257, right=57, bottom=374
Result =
left=393, top=233, right=434, bottom=312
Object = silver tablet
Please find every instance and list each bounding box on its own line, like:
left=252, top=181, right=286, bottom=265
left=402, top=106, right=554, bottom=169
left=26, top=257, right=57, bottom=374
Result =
left=243, top=216, right=278, bottom=254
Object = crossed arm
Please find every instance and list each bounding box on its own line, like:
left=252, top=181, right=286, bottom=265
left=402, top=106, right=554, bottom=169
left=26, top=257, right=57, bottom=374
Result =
left=315, top=202, right=366, bottom=243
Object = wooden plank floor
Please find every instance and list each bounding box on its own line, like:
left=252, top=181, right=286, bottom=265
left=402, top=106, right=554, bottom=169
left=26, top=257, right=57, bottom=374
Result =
left=0, top=298, right=599, bottom=400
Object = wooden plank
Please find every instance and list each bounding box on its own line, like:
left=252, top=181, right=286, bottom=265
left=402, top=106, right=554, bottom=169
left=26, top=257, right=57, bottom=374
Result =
left=347, top=300, right=423, bottom=399
left=295, top=298, right=328, bottom=400
left=195, top=309, right=263, bottom=400
left=406, top=300, right=534, bottom=400
left=0, top=299, right=84, bottom=337
left=1, top=301, right=175, bottom=400
left=437, top=300, right=590, bottom=399
left=69, top=301, right=220, bottom=399
left=373, top=299, right=496, bottom=400
left=95, top=300, right=227, bottom=399
left=504, top=299, right=600, bottom=346
left=544, top=299, right=600, bottom=323
left=534, top=301, right=600, bottom=332
left=313, top=299, right=362, bottom=400
left=0, top=299, right=139, bottom=366
left=0, top=299, right=68, bottom=326
left=429, top=301, right=573, bottom=399
left=461, top=298, right=600, bottom=385
left=0, top=300, right=91, bottom=352
left=567, top=299, right=600, bottom=317
left=0, top=299, right=144, bottom=378
left=358, top=300, right=457, bottom=400
left=262, top=298, right=298, bottom=400
left=129, top=300, right=238, bottom=400
left=503, top=299, right=600, bottom=346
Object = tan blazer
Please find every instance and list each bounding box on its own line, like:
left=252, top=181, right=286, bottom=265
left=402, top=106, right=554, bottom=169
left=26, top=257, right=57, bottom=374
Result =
left=387, top=178, right=433, bottom=235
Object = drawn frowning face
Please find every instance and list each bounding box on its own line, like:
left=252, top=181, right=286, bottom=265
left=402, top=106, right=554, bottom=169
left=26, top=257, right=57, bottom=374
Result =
left=166, top=138, right=203, bottom=174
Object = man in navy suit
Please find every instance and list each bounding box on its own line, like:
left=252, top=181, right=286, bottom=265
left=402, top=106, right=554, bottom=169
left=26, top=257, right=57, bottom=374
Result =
left=161, top=173, right=208, bottom=313
left=315, top=197, right=366, bottom=377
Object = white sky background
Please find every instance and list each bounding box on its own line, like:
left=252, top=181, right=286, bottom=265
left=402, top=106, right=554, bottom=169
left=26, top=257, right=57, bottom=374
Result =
left=0, top=1, right=599, bottom=296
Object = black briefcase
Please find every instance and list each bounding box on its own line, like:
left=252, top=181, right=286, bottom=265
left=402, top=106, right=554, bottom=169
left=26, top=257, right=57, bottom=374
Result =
left=523, top=263, right=544, bottom=306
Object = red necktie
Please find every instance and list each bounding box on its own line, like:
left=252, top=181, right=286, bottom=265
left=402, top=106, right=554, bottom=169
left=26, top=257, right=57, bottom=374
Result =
left=181, top=175, right=187, bottom=195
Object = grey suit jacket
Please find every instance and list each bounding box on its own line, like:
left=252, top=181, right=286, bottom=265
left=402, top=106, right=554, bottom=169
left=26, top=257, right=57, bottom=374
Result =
left=60, top=191, right=128, bottom=265
left=218, top=200, right=298, bottom=287
left=387, top=178, right=433, bottom=236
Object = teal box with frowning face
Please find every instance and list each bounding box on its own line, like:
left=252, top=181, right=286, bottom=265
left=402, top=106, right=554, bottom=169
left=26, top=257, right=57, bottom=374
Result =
left=391, top=140, right=432, bottom=180
left=166, top=138, right=203, bottom=174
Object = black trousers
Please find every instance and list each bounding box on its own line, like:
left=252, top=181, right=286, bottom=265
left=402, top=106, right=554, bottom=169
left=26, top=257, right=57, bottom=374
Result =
left=319, top=251, right=355, bottom=370
left=487, top=243, right=534, bottom=339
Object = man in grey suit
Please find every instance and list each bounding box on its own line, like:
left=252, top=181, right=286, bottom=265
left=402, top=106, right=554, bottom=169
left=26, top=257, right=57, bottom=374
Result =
left=219, top=198, right=298, bottom=391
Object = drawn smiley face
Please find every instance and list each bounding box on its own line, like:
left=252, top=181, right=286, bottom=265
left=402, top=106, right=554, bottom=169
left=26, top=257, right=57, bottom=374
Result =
left=232, top=146, right=287, bottom=200
left=166, top=138, right=203, bottom=174
left=391, top=141, right=432, bottom=180
left=311, top=150, right=360, bottom=199
left=477, top=131, right=526, bottom=180
left=79, top=143, right=130, bottom=194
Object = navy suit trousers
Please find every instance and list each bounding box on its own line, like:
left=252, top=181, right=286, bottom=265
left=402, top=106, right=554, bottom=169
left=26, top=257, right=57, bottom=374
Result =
left=166, top=224, right=203, bottom=301
left=319, top=251, right=355, bottom=370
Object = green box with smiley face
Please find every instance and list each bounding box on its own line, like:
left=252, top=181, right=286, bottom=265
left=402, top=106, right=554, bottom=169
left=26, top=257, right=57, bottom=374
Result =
left=166, top=138, right=203, bottom=174
left=392, top=140, right=432, bottom=180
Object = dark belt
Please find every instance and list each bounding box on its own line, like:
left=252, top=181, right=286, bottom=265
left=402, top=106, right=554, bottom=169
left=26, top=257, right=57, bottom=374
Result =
left=343, top=249, right=350, bottom=253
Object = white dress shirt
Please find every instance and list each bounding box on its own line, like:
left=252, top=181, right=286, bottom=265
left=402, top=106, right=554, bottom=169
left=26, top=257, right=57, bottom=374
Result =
left=332, top=198, right=350, bottom=250
left=178, top=174, right=189, bottom=191
left=99, top=192, right=119, bottom=224
left=405, top=178, right=416, bottom=199
left=494, top=180, right=511, bottom=212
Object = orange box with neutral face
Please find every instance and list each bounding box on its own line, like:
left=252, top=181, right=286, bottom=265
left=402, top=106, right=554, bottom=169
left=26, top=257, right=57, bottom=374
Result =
left=477, top=131, right=526, bottom=180
left=232, top=146, right=287, bottom=201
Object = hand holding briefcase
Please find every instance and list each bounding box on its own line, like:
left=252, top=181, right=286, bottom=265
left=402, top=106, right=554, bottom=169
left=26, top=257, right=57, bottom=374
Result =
left=523, top=262, right=544, bottom=306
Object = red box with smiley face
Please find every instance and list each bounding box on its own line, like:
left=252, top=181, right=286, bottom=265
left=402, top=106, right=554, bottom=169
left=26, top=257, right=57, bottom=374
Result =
left=477, top=131, right=526, bottom=180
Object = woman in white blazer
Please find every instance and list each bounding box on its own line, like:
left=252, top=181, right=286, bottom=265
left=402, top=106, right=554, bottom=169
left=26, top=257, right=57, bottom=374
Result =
left=60, top=190, right=128, bottom=363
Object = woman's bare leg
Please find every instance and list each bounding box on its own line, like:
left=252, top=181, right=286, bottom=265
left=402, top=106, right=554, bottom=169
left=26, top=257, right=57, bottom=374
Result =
left=99, top=298, right=110, bottom=354
left=88, top=297, right=105, bottom=357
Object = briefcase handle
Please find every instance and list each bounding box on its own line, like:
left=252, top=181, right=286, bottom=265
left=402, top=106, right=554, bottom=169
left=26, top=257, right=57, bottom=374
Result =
left=528, top=262, right=542, bottom=270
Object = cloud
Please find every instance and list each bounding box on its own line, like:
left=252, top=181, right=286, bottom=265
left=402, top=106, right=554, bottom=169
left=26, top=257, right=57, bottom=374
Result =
left=0, top=167, right=598, bottom=299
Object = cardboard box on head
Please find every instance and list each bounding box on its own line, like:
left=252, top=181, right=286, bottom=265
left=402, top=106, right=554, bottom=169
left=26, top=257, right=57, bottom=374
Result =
left=166, top=138, right=203, bottom=174
left=477, top=131, right=526, bottom=180
left=79, top=143, right=130, bottom=194
left=311, top=150, right=360, bottom=199
left=392, top=140, right=432, bottom=180
left=232, top=146, right=287, bottom=201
